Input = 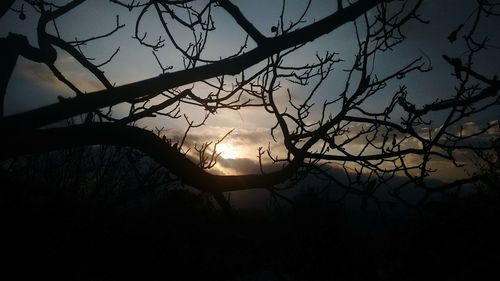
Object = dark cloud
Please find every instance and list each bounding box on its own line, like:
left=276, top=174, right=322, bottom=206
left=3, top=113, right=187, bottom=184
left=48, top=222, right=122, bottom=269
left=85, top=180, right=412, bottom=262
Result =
left=217, top=157, right=259, bottom=174
left=216, top=156, right=287, bottom=175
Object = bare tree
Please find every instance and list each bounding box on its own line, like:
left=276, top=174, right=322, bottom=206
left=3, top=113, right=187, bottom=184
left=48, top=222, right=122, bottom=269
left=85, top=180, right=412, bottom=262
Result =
left=1, top=0, right=499, bottom=210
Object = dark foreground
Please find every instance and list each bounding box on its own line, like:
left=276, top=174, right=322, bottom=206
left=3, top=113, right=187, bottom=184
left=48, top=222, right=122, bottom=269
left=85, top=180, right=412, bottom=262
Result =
left=2, top=178, right=500, bottom=281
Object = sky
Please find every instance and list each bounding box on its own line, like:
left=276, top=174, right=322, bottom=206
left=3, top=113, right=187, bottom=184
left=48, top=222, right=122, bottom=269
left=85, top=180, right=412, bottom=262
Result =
left=1, top=0, right=499, bottom=189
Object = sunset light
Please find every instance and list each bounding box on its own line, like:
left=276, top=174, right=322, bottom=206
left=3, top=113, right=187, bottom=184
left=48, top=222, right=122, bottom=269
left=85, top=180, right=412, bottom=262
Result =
left=217, top=142, right=240, bottom=159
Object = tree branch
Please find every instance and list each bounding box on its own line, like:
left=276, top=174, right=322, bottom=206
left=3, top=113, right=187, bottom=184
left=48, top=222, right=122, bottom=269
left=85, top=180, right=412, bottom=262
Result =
left=216, top=0, right=267, bottom=44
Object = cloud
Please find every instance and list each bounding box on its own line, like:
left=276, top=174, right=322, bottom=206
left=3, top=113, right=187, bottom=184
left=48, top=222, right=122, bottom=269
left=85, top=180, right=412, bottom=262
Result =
left=216, top=157, right=260, bottom=174
left=14, top=60, right=66, bottom=92
left=157, top=112, right=497, bottom=184
left=487, top=120, right=500, bottom=136
left=13, top=55, right=105, bottom=96
left=455, top=121, right=480, bottom=138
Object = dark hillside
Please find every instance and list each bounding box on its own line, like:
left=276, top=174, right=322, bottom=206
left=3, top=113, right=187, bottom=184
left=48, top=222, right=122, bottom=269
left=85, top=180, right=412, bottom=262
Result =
left=2, top=168, right=499, bottom=281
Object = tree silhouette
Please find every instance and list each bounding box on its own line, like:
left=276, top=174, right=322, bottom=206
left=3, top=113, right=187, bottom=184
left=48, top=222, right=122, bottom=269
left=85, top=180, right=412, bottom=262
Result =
left=1, top=0, right=499, bottom=210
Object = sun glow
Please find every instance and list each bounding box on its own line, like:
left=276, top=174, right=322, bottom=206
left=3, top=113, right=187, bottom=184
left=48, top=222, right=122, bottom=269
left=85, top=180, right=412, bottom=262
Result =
left=217, top=143, right=240, bottom=159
